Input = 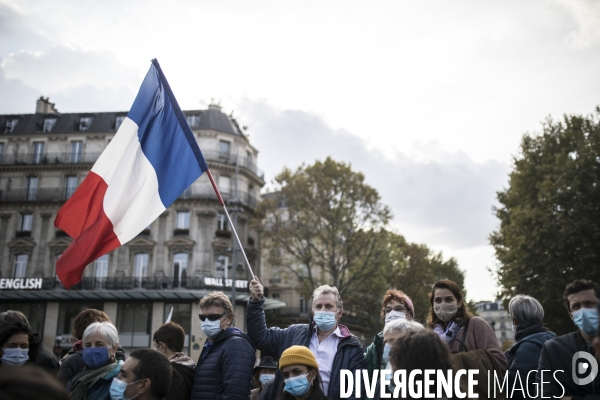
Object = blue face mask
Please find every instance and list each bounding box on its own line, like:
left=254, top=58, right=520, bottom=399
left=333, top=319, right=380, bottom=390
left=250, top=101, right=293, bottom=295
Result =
left=259, top=374, right=275, bottom=385
left=110, top=377, right=141, bottom=400
left=1, top=348, right=29, bottom=366
left=313, top=310, right=338, bottom=331
left=573, top=308, right=599, bottom=337
left=382, top=343, right=391, bottom=364
left=82, top=346, right=110, bottom=369
left=201, top=318, right=222, bottom=339
left=284, top=373, right=311, bottom=396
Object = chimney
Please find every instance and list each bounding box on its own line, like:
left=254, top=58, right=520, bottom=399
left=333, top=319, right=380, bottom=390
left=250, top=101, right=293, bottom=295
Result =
left=36, top=97, right=59, bottom=114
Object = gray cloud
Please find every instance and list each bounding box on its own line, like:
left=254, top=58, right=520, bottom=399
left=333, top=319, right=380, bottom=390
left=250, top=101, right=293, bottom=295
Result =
left=238, top=97, right=511, bottom=250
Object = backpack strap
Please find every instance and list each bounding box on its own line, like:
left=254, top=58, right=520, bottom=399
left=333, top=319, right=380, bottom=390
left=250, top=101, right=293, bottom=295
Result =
left=448, top=320, right=469, bottom=353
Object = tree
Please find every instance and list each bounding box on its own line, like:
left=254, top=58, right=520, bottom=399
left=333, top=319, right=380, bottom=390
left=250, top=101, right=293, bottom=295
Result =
left=257, top=157, right=393, bottom=324
left=490, top=107, right=600, bottom=335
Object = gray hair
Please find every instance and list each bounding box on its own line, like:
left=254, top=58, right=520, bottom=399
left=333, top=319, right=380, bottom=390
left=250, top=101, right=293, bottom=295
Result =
left=509, top=294, right=544, bottom=326
left=383, top=318, right=424, bottom=336
left=312, top=285, right=343, bottom=309
left=82, top=321, right=119, bottom=346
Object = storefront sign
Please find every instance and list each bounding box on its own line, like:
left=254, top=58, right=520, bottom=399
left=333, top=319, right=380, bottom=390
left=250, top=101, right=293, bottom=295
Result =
left=0, top=278, right=43, bottom=290
left=203, top=277, right=248, bottom=289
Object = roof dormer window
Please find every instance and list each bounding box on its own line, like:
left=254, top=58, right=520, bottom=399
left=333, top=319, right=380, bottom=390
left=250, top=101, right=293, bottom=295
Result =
left=78, top=116, right=93, bottom=132
left=115, top=115, right=125, bottom=130
left=186, top=114, right=200, bottom=128
left=43, top=118, right=57, bottom=133
left=4, top=119, right=19, bottom=133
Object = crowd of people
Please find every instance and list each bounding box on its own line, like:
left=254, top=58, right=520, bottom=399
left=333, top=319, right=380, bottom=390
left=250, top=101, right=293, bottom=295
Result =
left=0, top=278, right=599, bottom=400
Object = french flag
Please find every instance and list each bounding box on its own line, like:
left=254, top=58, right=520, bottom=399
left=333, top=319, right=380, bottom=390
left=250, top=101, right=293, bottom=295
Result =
left=54, top=59, right=208, bottom=289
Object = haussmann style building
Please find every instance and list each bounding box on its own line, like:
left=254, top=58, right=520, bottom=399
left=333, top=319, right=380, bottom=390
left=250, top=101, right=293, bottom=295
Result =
left=0, top=97, right=285, bottom=360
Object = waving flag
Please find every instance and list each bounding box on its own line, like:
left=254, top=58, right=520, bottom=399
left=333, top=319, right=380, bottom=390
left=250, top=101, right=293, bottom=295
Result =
left=54, top=59, right=208, bottom=289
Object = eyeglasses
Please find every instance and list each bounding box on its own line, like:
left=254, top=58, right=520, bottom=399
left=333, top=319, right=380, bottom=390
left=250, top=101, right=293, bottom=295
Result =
left=198, top=312, right=226, bottom=322
left=384, top=306, right=407, bottom=314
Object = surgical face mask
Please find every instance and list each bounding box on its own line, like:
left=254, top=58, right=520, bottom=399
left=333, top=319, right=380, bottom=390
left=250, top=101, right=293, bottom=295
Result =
left=82, top=346, right=111, bottom=369
left=110, top=377, right=141, bottom=400
left=313, top=310, right=338, bottom=332
left=433, top=303, right=458, bottom=323
left=201, top=318, right=223, bottom=339
left=284, top=373, right=311, bottom=396
left=1, top=348, right=29, bottom=366
left=259, top=374, right=275, bottom=385
left=382, top=343, right=391, bottom=364
left=572, top=308, right=599, bottom=337
left=385, top=310, right=406, bottom=324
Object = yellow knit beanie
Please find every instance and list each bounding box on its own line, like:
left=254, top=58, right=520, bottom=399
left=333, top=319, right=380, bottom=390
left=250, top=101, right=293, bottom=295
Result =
left=278, top=346, right=319, bottom=371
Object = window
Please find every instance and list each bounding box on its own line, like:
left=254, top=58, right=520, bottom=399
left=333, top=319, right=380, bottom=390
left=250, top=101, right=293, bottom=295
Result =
left=300, top=295, right=307, bottom=313
left=215, top=254, right=230, bottom=278
left=53, top=254, right=62, bottom=277
left=219, top=176, right=231, bottom=196
left=70, top=141, right=83, bottom=163
left=26, top=177, right=38, bottom=201
left=32, top=142, right=45, bottom=164
left=134, top=253, right=149, bottom=279
left=186, top=115, right=200, bottom=128
left=56, top=303, right=102, bottom=347
left=173, top=253, right=188, bottom=288
left=0, top=303, right=45, bottom=336
left=43, top=118, right=56, bottom=133
left=0, top=143, right=5, bottom=164
left=20, top=213, right=32, bottom=232
left=176, top=211, right=190, bottom=229
left=4, top=119, right=18, bottom=133
left=246, top=150, right=252, bottom=168
left=14, top=254, right=28, bottom=278
left=65, top=176, right=77, bottom=199
left=115, top=116, right=125, bottom=130
left=163, top=304, right=191, bottom=355
left=219, top=140, right=230, bottom=159
left=217, top=213, right=228, bottom=231
left=79, top=117, right=92, bottom=132
left=117, top=303, right=151, bottom=348
left=95, top=254, right=109, bottom=279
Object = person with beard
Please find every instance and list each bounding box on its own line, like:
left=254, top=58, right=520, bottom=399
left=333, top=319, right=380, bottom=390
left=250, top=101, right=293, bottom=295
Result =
left=504, top=295, right=556, bottom=399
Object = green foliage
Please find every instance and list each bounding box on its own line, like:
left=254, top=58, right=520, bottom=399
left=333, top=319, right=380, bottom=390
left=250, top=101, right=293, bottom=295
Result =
left=257, top=157, right=467, bottom=330
left=491, top=107, right=600, bottom=335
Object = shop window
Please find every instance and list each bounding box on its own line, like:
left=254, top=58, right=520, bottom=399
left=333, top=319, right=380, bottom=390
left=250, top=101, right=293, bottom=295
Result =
left=0, top=303, right=45, bottom=335
left=163, top=303, right=191, bottom=355
left=56, top=303, right=103, bottom=346
left=117, top=303, right=151, bottom=348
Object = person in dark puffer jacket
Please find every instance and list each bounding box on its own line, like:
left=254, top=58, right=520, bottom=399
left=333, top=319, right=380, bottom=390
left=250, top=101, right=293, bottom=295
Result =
left=191, top=291, right=255, bottom=400
left=247, top=278, right=365, bottom=400
left=504, top=294, right=556, bottom=399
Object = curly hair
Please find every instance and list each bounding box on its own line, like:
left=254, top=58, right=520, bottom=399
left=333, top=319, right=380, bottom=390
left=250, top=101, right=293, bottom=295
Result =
left=427, top=279, right=472, bottom=328
left=380, top=289, right=415, bottom=319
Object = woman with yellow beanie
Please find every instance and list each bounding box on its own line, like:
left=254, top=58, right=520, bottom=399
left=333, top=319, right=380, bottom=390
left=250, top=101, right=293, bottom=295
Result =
left=275, top=345, right=331, bottom=400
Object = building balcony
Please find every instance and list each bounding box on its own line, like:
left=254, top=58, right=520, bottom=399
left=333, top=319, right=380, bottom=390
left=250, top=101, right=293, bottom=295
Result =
left=179, top=187, right=258, bottom=208
left=0, top=188, right=71, bottom=202
left=0, top=150, right=265, bottom=179
left=0, top=152, right=102, bottom=166
left=38, top=276, right=251, bottom=291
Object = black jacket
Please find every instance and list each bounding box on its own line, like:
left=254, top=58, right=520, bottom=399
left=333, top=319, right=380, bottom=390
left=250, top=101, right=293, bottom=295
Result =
left=32, top=333, right=60, bottom=375
left=246, top=298, right=365, bottom=400
left=190, top=327, right=255, bottom=400
left=167, top=362, right=195, bottom=400
left=505, top=329, right=556, bottom=399
left=536, top=331, right=600, bottom=398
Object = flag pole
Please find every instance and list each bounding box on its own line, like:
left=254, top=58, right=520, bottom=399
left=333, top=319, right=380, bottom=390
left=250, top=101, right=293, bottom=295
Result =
left=206, top=169, right=256, bottom=279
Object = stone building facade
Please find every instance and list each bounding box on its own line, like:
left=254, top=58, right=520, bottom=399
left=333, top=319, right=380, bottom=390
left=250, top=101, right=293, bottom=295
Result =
left=0, top=97, right=281, bottom=360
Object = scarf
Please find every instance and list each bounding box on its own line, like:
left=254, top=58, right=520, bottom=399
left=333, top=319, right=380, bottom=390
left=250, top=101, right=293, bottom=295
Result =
left=170, top=352, right=196, bottom=368
left=433, top=320, right=462, bottom=343
left=514, top=323, right=548, bottom=342
left=69, top=361, right=118, bottom=399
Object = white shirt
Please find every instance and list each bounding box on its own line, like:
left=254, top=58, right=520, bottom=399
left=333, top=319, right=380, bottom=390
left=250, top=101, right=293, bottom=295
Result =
left=309, top=325, right=343, bottom=395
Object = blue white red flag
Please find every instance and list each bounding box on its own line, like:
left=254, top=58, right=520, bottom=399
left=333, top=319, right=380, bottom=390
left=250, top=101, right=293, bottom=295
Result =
left=54, top=59, right=208, bottom=289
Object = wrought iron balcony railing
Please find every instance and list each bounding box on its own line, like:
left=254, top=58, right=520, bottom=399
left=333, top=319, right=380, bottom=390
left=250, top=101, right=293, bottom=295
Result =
left=0, top=188, right=71, bottom=202
left=38, top=276, right=250, bottom=291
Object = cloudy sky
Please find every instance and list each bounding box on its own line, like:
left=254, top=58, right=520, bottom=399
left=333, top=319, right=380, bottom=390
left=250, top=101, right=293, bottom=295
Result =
left=1, top=0, right=599, bottom=301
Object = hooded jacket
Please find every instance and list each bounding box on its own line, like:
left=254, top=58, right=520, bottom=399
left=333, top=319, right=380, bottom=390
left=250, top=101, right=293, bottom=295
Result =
left=246, top=297, right=365, bottom=400
left=536, top=331, right=600, bottom=398
left=190, top=327, right=256, bottom=400
left=504, top=328, right=556, bottom=399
